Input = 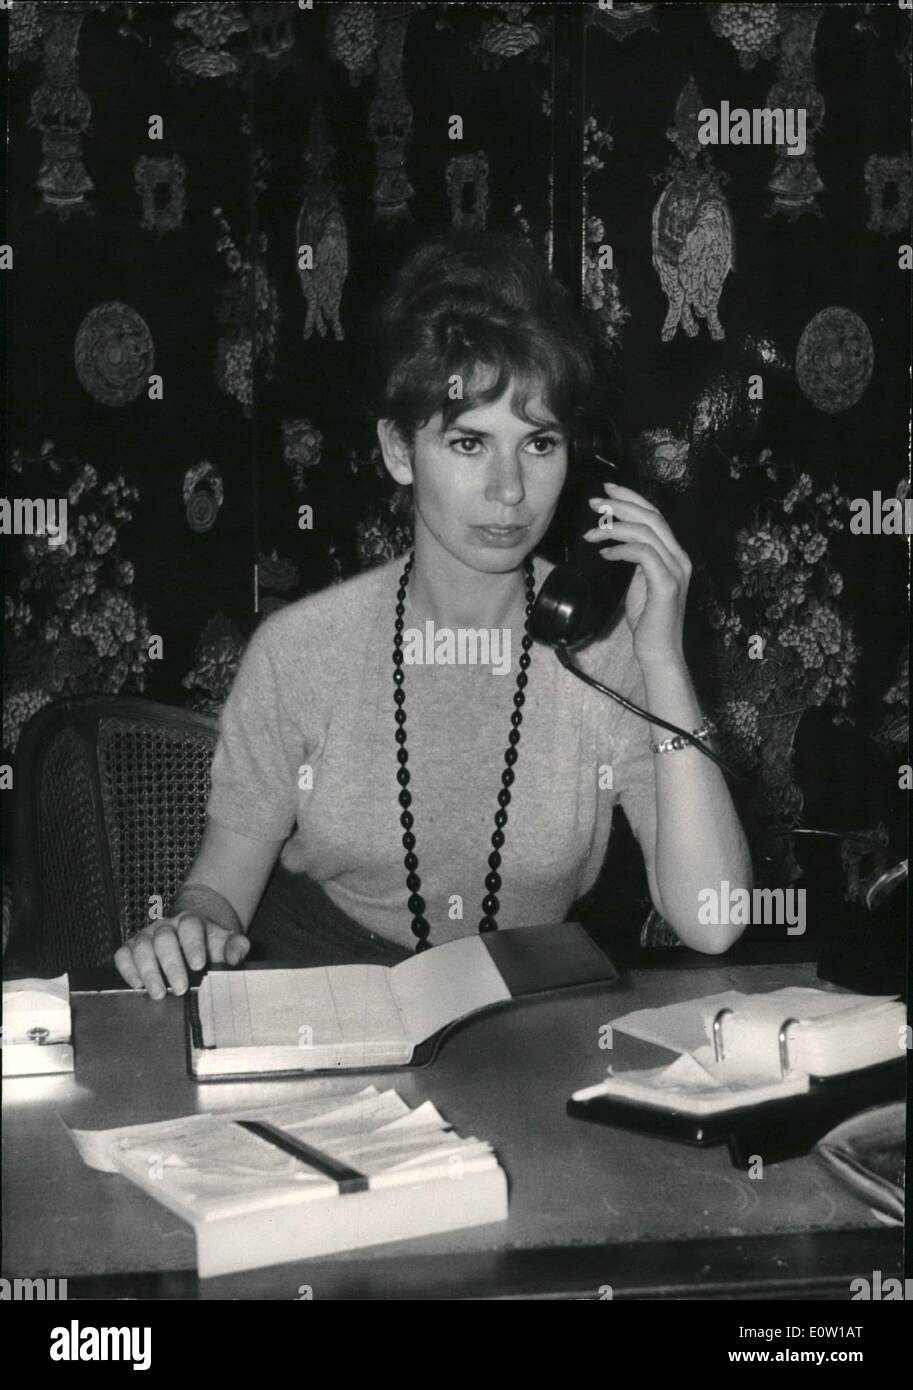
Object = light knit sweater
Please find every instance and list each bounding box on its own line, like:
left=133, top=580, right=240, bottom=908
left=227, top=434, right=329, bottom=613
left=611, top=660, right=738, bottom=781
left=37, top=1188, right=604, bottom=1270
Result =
left=206, top=552, right=657, bottom=952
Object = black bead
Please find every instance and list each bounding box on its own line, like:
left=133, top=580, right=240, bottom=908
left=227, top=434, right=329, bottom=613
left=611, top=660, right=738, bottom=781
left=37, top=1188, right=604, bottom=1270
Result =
left=394, top=544, right=536, bottom=953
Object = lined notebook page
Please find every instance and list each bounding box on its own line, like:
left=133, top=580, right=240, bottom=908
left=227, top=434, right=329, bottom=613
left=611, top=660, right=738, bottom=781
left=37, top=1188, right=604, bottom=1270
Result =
left=200, top=966, right=409, bottom=1051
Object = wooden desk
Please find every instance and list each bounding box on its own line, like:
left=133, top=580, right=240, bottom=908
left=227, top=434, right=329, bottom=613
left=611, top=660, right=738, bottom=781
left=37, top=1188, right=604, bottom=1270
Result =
left=2, top=959, right=902, bottom=1299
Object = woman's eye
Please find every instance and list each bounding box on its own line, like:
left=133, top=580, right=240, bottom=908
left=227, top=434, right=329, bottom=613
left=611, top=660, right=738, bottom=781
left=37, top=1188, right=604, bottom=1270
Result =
left=448, top=434, right=563, bottom=456
left=526, top=434, right=562, bottom=455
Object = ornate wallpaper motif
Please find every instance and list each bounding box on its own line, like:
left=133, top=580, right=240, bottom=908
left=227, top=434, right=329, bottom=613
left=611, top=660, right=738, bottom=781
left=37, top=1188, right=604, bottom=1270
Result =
left=765, top=5, right=827, bottom=220
left=296, top=107, right=349, bottom=341
left=795, top=307, right=874, bottom=416
left=27, top=1, right=100, bottom=219
left=73, top=303, right=156, bottom=408
left=651, top=78, right=735, bottom=343
left=134, top=154, right=188, bottom=236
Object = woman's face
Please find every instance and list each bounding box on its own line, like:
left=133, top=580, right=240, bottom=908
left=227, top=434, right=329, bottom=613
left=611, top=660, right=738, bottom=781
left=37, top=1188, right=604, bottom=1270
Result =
left=378, top=376, right=568, bottom=573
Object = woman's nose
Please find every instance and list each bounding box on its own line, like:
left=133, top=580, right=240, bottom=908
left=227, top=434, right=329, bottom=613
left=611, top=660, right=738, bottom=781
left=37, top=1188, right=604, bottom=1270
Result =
left=485, top=453, right=526, bottom=506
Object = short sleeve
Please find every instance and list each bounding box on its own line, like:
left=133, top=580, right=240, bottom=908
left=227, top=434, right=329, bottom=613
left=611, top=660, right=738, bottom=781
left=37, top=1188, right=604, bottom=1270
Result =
left=205, top=616, right=306, bottom=842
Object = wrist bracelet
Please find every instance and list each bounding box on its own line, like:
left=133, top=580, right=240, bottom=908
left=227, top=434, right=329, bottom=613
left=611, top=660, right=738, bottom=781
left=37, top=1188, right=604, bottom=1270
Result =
left=651, top=719, right=718, bottom=756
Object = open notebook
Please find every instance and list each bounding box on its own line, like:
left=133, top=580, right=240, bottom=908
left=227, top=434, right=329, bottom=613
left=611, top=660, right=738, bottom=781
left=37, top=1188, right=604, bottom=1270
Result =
left=570, top=987, right=907, bottom=1119
left=67, top=1087, right=508, bottom=1278
left=187, top=920, right=616, bottom=1078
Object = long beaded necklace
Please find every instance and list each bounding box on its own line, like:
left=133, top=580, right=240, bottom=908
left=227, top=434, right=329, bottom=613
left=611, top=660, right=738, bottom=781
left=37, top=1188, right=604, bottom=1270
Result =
left=393, top=549, right=537, bottom=952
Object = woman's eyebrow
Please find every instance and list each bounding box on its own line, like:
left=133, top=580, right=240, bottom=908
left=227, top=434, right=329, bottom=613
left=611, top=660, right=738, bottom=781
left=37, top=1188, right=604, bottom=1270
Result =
left=444, top=423, right=563, bottom=437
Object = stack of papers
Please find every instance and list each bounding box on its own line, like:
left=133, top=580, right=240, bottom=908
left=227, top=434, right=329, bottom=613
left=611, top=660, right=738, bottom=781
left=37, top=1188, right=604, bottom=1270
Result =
left=68, top=1086, right=509, bottom=1276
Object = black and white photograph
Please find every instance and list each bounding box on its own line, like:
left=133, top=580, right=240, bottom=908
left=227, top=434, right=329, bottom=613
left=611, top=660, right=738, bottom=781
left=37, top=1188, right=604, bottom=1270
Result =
left=1, top=0, right=910, bottom=1337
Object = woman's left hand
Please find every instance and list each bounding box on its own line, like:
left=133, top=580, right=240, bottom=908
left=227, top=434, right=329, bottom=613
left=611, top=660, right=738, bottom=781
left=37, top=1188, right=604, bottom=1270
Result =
left=582, top=482, right=692, bottom=671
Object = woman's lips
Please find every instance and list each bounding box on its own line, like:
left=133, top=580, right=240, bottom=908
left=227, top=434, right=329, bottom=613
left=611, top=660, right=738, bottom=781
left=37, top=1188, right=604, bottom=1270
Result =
left=475, top=524, right=530, bottom=545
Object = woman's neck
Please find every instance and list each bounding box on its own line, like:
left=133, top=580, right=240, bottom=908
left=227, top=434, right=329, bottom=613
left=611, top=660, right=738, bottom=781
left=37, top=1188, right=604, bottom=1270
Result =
left=405, top=535, right=530, bottom=631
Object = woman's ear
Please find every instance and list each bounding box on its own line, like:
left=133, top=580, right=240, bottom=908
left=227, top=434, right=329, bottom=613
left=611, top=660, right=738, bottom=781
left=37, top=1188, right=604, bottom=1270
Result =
left=376, top=419, right=415, bottom=487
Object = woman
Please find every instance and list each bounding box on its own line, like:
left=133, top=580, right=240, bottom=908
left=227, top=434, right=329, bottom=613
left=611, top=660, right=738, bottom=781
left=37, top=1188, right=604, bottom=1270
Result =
left=115, top=229, right=752, bottom=998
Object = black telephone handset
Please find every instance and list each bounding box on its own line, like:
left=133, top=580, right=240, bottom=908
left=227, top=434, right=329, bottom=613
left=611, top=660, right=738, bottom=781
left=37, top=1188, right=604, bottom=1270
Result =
left=529, top=425, right=739, bottom=780
left=529, top=430, right=636, bottom=649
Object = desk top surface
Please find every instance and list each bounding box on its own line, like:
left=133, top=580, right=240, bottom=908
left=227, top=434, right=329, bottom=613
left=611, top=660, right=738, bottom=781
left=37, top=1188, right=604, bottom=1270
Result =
left=2, top=959, right=901, bottom=1298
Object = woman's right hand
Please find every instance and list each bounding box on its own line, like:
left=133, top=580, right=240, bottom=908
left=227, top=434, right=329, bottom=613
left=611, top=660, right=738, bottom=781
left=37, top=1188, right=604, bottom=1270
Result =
left=113, top=913, right=251, bottom=999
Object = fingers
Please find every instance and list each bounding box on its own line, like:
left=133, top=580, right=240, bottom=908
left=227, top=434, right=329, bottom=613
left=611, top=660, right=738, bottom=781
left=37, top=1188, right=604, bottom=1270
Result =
left=225, top=933, right=251, bottom=967
left=597, top=540, right=685, bottom=613
left=115, top=915, right=208, bottom=999
left=583, top=518, right=685, bottom=587
left=113, top=943, right=144, bottom=991
left=595, top=481, right=661, bottom=513
left=114, top=914, right=250, bottom=999
left=176, top=913, right=207, bottom=971
left=587, top=488, right=692, bottom=578
left=208, top=926, right=251, bottom=967
left=127, top=931, right=170, bottom=1001
left=150, top=922, right=192, bottom=997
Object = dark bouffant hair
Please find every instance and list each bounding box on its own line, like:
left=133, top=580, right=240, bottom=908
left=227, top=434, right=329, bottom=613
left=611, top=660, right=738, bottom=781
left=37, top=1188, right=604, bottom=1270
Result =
left=363, top=228, right=601, bottom=448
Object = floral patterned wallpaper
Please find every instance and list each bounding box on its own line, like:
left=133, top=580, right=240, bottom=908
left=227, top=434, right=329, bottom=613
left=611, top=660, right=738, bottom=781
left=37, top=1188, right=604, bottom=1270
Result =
left=3, top=2, right=910, bottom=953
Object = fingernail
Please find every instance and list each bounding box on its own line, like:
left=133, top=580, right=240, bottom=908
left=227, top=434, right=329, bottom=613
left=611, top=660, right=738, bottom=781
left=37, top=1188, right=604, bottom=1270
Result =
left=189, top=955, right=204, bottom=970
left=151, top=987, right=165, bottom=1001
